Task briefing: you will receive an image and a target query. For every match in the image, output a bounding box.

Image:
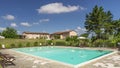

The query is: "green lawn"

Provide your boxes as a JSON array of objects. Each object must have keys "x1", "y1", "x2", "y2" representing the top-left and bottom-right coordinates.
[
  {"x1": 0, "y1": 39, "x2": 66, "y2": 48},
  {"x1": 0, "y1": 39, "x2": 46, "y2": 48},
  {"x1": 0, "y1": 58, "x2": 2, "y2": 68}
]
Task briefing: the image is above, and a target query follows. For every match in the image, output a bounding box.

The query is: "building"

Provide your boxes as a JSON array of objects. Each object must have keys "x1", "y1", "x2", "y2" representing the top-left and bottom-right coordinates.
[
  {"x1": 22, "y1": 32, "x2": 50, "y2": 39},
  {"x1": 22, "y1": 30, "x2": 77, "y2": 39},
  {"x1": 51, "y1": 30, "x2": 77, "y2": 39}
]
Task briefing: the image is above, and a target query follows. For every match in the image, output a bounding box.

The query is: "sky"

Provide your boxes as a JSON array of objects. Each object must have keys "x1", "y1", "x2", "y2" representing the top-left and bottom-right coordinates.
[{"x1": 0, "y1": 0, "x2": 120, "y2": 34}]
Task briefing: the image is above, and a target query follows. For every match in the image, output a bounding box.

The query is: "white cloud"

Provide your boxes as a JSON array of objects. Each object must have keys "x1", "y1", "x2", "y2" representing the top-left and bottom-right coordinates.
[
  {"x1": 75, "y1": 26, "x2": 86, "y2": 35},
  {"x1": 39, "y1": 19, "x2": 50, "y2": 23},
  {"x1": 65, "y1": 29, "x2": 70, "y2": 31},
  {"x1": 20, "y1": 22, "x2": 31, "y2": 27},
  {"x1": 80, "y1": 7, "x2": 87, "y2": 10},
  {"x1": 0, "y1": 27, "x2": 6, "y2": 31},
  {"x1": 33, "y1": 22, "x2": 39, "y2": 25},
  {"x1": 33, "y1": 19, "x2": 50, "y2": 25},
  {"x1": 2, "y1": 14, "x2": 15, "y2": 20},
  {"x1": 77, "y1": 26, "x2": 86, "y2": 31},
  {"x1": 11, "y1": 23, "x2": 17, "y2": 27},
  {"x1": 37, "y1": 3, "x2": 79, "y2": 14}
]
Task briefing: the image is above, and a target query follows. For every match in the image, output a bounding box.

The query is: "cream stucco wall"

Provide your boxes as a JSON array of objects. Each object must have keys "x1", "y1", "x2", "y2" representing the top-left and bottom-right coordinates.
[
  {"x1": 60, "y1": 31, "x2": 77, "y2": 39},
  {"x1": 23, "y1": 33, "x2": 50, "y2": 39},
  {"x1": 60, "y1": 33, "x2": 69, "y2": 39},
  {"x1": 69, "y1": 31, "x2": 77, "y2": 36},
  {"x1": 23, "y1": 31, "x2": 77, "y2": 39}
]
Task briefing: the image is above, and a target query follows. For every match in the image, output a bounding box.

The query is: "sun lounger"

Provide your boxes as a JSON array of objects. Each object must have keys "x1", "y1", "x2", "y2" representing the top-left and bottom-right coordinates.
[{"x1": 0, "y1": 53, "x2": 15, "y2": 66}]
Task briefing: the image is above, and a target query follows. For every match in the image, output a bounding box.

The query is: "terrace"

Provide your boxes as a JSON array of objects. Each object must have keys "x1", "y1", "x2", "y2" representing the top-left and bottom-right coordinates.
[
  {"x1": 0, "y1": 1, "x2": 120, "y2": 68},
  {"x1": 0, "y1": 47, "x2": 120, "y2": 68}
]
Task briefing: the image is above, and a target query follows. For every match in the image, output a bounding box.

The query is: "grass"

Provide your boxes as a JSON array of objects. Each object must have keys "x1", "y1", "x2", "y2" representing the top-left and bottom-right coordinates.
[
  {"x1": 0, "y1": 39, "x2": 66, "y2": 48},
  {"x1": 0, "y1": 57, "x2": 2, "y2": 68},
  {"x1": 0, "y1": 39, "x2": 46, "y2": 48}
]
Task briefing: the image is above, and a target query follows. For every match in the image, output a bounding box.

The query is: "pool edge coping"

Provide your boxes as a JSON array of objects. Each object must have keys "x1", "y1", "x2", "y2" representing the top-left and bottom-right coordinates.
[
  {"x1": 10, "y1": 47, "x2": 117, "y2": 68},
  {"x1": 74, "y1": 51, "x2": 117, "y2": 68},
  {"x1": 10, "y1": 49, "x2": 75, "y2": 67}
]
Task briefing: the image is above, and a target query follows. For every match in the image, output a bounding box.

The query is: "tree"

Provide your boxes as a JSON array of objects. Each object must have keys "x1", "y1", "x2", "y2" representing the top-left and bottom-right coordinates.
[
  {"x1": 54, "y1": 35, "x2": 60, "y2": 39},
  {"x1": 85, "y1": 5, "x2": 113, "y2": 40},
  {"x1": 80, "y1": 33, "x2": 89, "y2": 38},
  {"x1": 103, "y1": 11, "x2": 114, "y2": 39},
  {"x1": 1, "y1": 27, "x2": 18, "y2": 38},
  {"x1": 114, "y1": 19, "x2": 120, "y2": 36},
  {"x1": 66, "y1": 36, "x2": 79, "y2": 46}
]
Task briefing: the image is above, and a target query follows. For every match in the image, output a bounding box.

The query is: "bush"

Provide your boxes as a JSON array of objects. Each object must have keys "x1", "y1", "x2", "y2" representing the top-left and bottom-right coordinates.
[
  {"x1": 73, "y1": 42, "x2": 79, "y2": 47},
  {"x1": 79, "y1": 39, "x2": 90, "y2": 47},
  {"x1": 4, "y1": 44, "x2": 11, "y2": 48},
  {"x1": 26, "y1": 42, "x2": 31, "y2": 47},
  {"x1": 33, "y1": 42, "x2": 39, "y2": 46},
  {"x1": 38, "y1": 39, "x2": 47, "y2": 46},
  {"x1": 79, "y1": 40, "x2": 85, "y2": 47},
  {"x1": 93, "y1": 39, "x2": 104, "y2": 47},
  {"x1": 18, "y1": 43, "x2": 22, "y2": 48},
  {"x1": 65, "y1": 36, "x2": 79, "y2": 46},
  {"x1": 46, "y1": 40, "x2": 53, "y2": 45},
  {"x1": 103, "y1": 40, "x2": 110, "y2": 47},
  {"x1": 0, "y1": 44, "x2": 2, "y2": 49},
  {"x1": 10, "y1": 43, "x2": 16, "y2": 48},
  {"x1": 0, "y1": 65, "x2": 2, "y2": 68},
  {"x1": 110, "y1": 39, "x2": 117, "y2": 48},
  {"x1": 55, "y1": 40, "x2": 66, "y2": 46},
  {"x1": 116, "y1": 38, "x2": 120, "y2": 43}
]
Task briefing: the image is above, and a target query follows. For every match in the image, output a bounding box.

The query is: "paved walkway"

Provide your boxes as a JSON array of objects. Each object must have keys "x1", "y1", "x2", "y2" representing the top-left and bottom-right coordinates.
[
  {"x1": 0, "y1": 48, "x2": 120, "y2": 68},
  {"x1": 79, "y1": 53, "x2": 120, "y2": 68}
]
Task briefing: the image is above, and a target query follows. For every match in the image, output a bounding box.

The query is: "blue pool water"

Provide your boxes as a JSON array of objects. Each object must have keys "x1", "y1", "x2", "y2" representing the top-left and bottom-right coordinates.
[{"x1": 13, "y1": 46, "x2": 111, "y2": 65}]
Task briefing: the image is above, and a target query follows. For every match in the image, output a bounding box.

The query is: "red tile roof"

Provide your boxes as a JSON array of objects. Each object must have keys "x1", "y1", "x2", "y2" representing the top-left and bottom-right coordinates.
[
  {"x1": 23, "y1": 32, "x2": 49, "y2": 35},
  {"x1": 52, "y1": 30, "x2": 74, "y2": 35}
]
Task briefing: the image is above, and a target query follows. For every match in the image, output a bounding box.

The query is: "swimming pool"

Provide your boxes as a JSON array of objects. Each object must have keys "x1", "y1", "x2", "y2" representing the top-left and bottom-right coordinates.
[{"x1": 13, "y1": 46, "x2": 112, "y2": 65}]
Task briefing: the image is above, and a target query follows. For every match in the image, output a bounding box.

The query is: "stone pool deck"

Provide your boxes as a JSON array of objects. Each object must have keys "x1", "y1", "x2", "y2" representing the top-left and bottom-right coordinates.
[{"x1": 0, "y1": 47, "x2": 120, "y2": 68}]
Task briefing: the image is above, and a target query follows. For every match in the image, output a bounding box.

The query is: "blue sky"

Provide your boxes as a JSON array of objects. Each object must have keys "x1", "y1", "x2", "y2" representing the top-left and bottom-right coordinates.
[{"x1": 0, "y1": 0, "x2": 120, "y2": 34}]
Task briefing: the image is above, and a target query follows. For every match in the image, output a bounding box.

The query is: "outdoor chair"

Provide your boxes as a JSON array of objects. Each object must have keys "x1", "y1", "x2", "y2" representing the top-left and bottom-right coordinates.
[{"x1": 0, "y1": 52, "x2": 15, "y2": 66}]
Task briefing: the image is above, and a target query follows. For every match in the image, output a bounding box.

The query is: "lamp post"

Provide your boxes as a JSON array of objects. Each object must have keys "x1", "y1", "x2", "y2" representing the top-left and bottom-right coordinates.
[
  {"x1": 118, "y1": 42, "x2": 120, "y2": 55},
  {"x1": 118, "y1": 42, "x2": 120, "y2": 51},
  {"x1": 2, "y1": 44, "x2": 5, "y2": 49}
]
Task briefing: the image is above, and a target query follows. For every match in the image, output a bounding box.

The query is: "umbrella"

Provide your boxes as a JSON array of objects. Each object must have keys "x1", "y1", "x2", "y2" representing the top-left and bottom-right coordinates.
[{"x1": 78, "y1": 37, "x2": 86, "y2": 39}]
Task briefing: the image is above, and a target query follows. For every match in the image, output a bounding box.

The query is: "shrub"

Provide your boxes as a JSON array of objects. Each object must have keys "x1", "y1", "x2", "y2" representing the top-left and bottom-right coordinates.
[
  {"x1": 110, "y1": 39, "x2": 117, "y2": 48},
  {"x1": 34, "y1": 41, "x2": 39, "y2": 46},
  {"x1": 46, "y1": 40, "x2": 53, "y2": 45},
  {"x1": 73, "y1": 42, "x2": 79, "y2": 47},
  {"x1": 38, "y1": 39, "x2": 47, "y2": 46},
  {"x1": 103, "y1": 40, "x2": 110, "y2": 47},
  {"x1": 18, "y1": 43, "x2": 22, "y2": 48},
  {"x1": 0, "y1": 44, "x2": 2, "y2": 49},
  {"x1": 26, "y1": 42, "x2": 31, "y2": 47},
  {"x1": 93, "y1": 39, "x2": 104, "y2": 47},
  {"x1": 5, "y1": 44, "x2": 11, "y2": 48},
  {"x1": 79, "y1": 39, "x2": 90, "y2": 47},
  {"x1": 0, "y1": 65, "x2": 2, "y2": 68},
  {"x1": 65, "y1": 36, "x2": 79, "y2": 46},
  {"x1": 79, "y1": 40, "x2": 85, "y2": 47},
  {"x1": 87, "y1": 39, "x2": 92, "y2": 47},
  {"x1": 55, "y1": 40, "x2": 66, "y2": 46},
  {"x1": 116, "y1": 38, "x2": 120, "y2": 43},
  {"x1": 10, "y1": 43, "x2": 16, "y2": 48}
]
